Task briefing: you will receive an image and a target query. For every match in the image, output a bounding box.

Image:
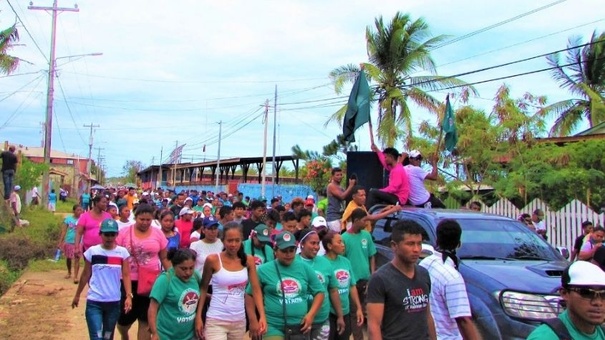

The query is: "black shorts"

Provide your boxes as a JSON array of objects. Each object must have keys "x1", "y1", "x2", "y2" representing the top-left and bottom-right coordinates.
[{"x1": 117, "y1": 280, "x2": 150, "y2": 326}]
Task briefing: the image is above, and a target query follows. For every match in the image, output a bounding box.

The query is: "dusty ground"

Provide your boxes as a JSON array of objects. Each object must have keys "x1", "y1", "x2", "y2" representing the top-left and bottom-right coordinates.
[{"x1": 0, "y1": 269, "x2": 138, "y2": 339}]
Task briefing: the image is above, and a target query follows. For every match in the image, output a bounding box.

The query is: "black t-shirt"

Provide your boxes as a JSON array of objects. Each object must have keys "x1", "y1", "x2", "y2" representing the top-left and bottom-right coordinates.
[
  {"x1": 241, "y1": 218, "x2": 261, "y2": 239},
  {"x1": 0, "y1": 151, "x2": 17, "y2": 172},
  {"x1": 366, "y1": 263, "x2": 431, "y2": 340},
  {"x1": 573, "y1": 235, "x2": 586, "y2": 252},
  {"x1": 170, "y1": 204, "x2": 183, "y2": 219},
  {"x1": 594, "y1": 247, "x2": 605, "y2": 271}
]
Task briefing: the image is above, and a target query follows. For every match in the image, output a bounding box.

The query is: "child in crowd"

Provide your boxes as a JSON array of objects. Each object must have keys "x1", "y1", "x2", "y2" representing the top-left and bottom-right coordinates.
[{"x1": 58, "y1": 204, "x2": 84, "y2": 281}]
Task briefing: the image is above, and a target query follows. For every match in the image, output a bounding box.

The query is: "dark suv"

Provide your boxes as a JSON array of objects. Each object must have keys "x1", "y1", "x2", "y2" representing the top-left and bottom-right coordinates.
[{"x1": 371, "y1": 208, "x2": 568, "y2": 340}]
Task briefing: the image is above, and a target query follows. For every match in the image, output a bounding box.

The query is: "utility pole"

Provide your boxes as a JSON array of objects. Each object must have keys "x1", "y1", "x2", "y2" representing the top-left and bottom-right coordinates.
[
  {"x1": 172, "y1": 140, "x2": 178, "y2": 190},
  {"x1": 83, "y1": 123, "x2": 99, "y2": 178},
  {"x1": 39, "y1": 122, "x2": 45, "y2": 147},
  {"x1": 261, "y1": 100, "x2": 269, "y2": 198},
  {"x1": 29, "y1": 0, "x2": 78, "y2": 207},
  {"x1": 215, "y1": 121, "x2": 222, "y2": 192},
  {"x1": 93, "y1": 146, "x2": 104, "y2": 184},
  {"x1": 271, "y1": 85, "x2": 277, "y2": 198}
]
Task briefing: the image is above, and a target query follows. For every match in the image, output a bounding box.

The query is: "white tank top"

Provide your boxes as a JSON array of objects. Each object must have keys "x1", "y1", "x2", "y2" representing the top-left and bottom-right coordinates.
[{"x1": 207, "y1": 253, "x2": 249, "y2": 322}]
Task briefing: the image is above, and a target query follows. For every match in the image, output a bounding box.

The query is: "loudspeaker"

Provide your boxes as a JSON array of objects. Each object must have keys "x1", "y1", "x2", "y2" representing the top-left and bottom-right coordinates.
[{"x1": 346, "y1": 151, "x2": 387, "y2": 191}]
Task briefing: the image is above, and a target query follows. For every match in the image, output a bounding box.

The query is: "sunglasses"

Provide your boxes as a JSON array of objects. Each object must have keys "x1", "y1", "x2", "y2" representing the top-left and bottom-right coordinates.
[
  {"x1": 569, "y1": 287, "x2": 605, "y2": 301},
  {"x1": 102, "y1": 232, "x2": 117, "y2": 237}
]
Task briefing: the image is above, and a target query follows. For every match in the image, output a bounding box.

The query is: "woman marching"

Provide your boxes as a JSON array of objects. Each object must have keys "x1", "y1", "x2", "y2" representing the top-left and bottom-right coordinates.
[
  {"x1": 58, "y1": 204, "x2": 84, "y2": 281},
  {"x1": 158, "y1": 209, "x2": 180, "y2": 252},
  {"x1": 323, "y1": 231, "x2": 363, "y2": 340},
  {"x1": 195, "y1": 222, "x2": 267, "y2": 340},
  {"x1": 116, "y1": 203, "x2": 171, "y2": 340},
  {"x1": 243, "y1": 224, "x2": 275, "y2": 266},
  {"x1": 246, "y1": 230, "x2": 325, "y2": 340},
  {"x1": 72, "y1": 219, "x2": 133, "y2": 340},
  {"x1": 148, "y1": 248, "x2": 200, "y2": 340},
  {"x1": 297, "y1": 228, "x2": 345, "y2": 340}
]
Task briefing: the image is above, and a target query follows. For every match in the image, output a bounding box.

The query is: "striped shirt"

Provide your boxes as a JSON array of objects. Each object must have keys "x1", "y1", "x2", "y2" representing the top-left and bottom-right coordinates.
[
  {"x1": 419, "y1": 252, "x2": 471, "y2": 340},
  {"x1": 84, "y1": 245, "x2": 130, "y2": 302}
]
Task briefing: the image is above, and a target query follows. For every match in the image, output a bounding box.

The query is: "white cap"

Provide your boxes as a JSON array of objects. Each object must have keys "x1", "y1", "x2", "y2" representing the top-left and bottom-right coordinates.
[
  {"x1": 203, "y1": 202, "x2": 213, "y2": 209},
  {"x1": 14, "y1": 185, "x2": 21, "y2": 191},
  {"x1": 306, "y1": 195, "x2": 314, "y2": 200},
  {"x1": 179, "y1": 207, "x2": 195, "y2": 216},
  {"x1": 184, "y1": 197, "x2": 193, "y2": 202},
  {"x1": 311, "y1": 216, "x2": 327, "y2": 228},
  {"x1": 563, "y1": 261, "x2": 605, "y2": 287},
  {"x1": 409, "y1": 150, "x2": 422, "y2": 158}
]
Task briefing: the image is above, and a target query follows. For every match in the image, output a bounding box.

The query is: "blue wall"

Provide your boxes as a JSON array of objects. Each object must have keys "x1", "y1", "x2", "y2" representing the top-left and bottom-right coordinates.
[{"x1": 171, "y1": 183, "x2": 318, "y2": 203}]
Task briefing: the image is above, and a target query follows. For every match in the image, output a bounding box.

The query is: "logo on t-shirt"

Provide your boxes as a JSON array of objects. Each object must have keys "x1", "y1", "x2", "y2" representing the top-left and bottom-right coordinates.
[
  {"x1": 315, "y1": 271, "x2": 325, "y2": 285},
  {"x1": 402, "y1": 287, "x2": 429, "y2": 312},
  {"x1": 361, "y1": 238, "x2": 368, "y2": 249},
  {"x1": 227, "y1": 281, "x2": 247, "y2": 297},
  {"x1": 178, "y1": 288, "x2": 200, "y2": 316},
  {"x1": 254, "y1": 255, "x2": 263, "y2": 266},
  {"x1": 335, "y1": 269, "x2": 350, "y2": 288},
  {"x1": 277, "y1": 277, "x2": 301, "y2": 300}
]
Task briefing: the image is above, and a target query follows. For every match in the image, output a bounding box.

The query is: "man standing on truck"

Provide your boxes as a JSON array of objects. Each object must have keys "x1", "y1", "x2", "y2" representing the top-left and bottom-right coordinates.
[
  {"x1": 326, "y1": 167, "x2": 356, "y2": 232},
  {"x1": 419, "y1": 219, "x2": 480, "y2": 340},
  {"x1": 366, "y1": 220, "x2": 436, "y2": 340},
  {"x1": 527, "y1": 261, "x2": 605, "y2": 339}
]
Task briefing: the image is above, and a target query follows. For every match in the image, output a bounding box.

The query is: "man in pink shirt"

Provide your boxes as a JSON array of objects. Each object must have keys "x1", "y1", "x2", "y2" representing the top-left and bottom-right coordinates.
[{"x1": 366, "y1": 145, "x2": 410, "y2": 209}]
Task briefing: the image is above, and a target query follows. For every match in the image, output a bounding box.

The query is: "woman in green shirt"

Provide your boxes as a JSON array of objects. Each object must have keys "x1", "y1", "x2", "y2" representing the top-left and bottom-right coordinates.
[
  {"x1": 246, "y1": 231, "x2": 325, "y2": 339},
  {"x1": 243, "y1": 224, "x2": 275, "y2": 266},
  {"x1": 297, "y1": 228, "x2": 345, "y2": 340},
  {"x1": 148, "y1": 248, "x2": 199, "y2": 340},
  {"x1": 323, "y1": 231, "x2": 364, "y2": 340}
]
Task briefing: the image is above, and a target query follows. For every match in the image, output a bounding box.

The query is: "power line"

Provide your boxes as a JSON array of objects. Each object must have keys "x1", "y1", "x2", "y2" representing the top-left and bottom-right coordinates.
[
  {"x1": 0, "y1": 75, "x2": 45, "y2": 130},
  {"x1": 56, "y1": 76, "x2": 87, "y2": 144},
  {"x1": 409, "y1": 38, "x2": 605, "y2": 89},
  {"x1": 431, "y1": 0, "x2": 567, "y2": 50},
  {"x1": 6, "y1": 0, "x2": 49, "y2": 63}
]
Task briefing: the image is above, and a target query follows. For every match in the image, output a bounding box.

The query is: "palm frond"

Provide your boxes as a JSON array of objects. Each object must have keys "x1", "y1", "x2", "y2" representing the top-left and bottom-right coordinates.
[
  {"x1": 329, "y1": 64, "x2": 361, "y2": 95},
  {"x1": 324, "y1": 104, "x2": 348, "y2": 128}
]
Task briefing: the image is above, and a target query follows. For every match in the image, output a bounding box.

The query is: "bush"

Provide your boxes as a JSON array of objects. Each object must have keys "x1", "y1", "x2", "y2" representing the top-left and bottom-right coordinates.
[{"x1": 0, "y1": 234, "x2": 51, "y2": 271}]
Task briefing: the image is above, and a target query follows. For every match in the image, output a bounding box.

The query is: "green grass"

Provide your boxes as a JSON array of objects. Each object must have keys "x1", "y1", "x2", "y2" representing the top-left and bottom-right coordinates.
[
  {"x1": 28, "y1": 258, "x2": 71, "y2": 272},
  {"x1": 0, "y1": 207, "x2": 64, "y2": 295},
  {"x1": 56, "y1": 198, "x2": 78, "y2": 213}
]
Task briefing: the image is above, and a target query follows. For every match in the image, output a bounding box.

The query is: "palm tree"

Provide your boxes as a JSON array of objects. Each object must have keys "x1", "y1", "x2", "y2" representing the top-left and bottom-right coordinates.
[
  {"x1": 0, "y1": 25, "x2": 19, "y2": 75},
  {"x1": 540, "y1": 31, "x2": 605, "y2": 136},
  {"x1": 328, "y1": 12, "x2": 475, "y2": 148}
]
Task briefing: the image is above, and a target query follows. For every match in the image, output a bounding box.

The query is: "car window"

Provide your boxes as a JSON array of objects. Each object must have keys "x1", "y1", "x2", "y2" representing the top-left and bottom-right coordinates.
[{"x1": 455, "y1": 219, "x2": 562, "y2": 261}]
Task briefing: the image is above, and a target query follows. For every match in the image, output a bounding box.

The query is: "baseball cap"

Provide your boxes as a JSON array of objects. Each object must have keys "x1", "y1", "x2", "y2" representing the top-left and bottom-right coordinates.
[
  {"x1": 311, "y1": 216, "x2": 327, "y2": 228},
  {"x1": 533, "y1": 209, "x2": 545, "y2": 218},
  {"x1": 100, "y1": 219, "x2": 119, "y2": 233},
  {"x1": 13, "y1": 185, "x2": 21, "y2": 191},
  {"x1": 304, "y1": 199, "x2": 314, "y2": 206},
  {"x1": 562, "y1": 261, "x2": 605, "y2": 288},
  {"x1": 202, "y1": 216, "x2": 219, "y2": 228},
  {"x1": 306, "y1": 195, "x2": 315, "y2": 201},
  {"x1": 184, "y1": 197, "x2": 193, "y2": 202},
  {"x1": 258, "y1": 196, "x2": 267, "y2": 202},
  {"x1": 253, "y1": 224, "x2": 271, "y2": 243},
  {"x1": 179, "y1": 207, "x2": 194, "y2": 216},
  {"x1": 108, "y1": 202, "x2": 118, "y2": 209},
  {"x1": 409, "y1": 150, "x2": 422, "y2": 158},
  {"x1": 274, "y1": 231, "x2": 297, "y2": 250}
]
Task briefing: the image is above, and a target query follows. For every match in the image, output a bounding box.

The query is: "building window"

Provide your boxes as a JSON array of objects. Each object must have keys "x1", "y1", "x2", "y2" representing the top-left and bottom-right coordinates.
[{"x1": 66, "y1": 159, "x2": 74, "y2": 165}]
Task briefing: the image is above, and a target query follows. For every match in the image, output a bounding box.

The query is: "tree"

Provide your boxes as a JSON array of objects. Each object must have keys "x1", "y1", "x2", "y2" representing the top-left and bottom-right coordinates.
[
  {"x1": 14, "y1": 158, "x2": 48, "y2": 193},
  {"x1": 0, "y1": 25, "x2": 19, "y2": 75},
  {"x1": 122, "y1": 160, "x2": 144, "y2": 185},
  {"x1": 540, "y1": 31, "x2": 605, "y2": 136},
  {"x1": 328, "y1": 12, "x2": 475, "y2": 147}
]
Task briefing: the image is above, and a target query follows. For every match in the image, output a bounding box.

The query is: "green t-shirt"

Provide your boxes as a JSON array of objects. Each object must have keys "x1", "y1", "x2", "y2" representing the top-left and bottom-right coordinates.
[
  {"x1": 527, "y1": 310, "x2": 605, "y2": 340},
  {"x1": 193, "y1": 206, "x2": 204, "y2": 212},
  {"x1": 297, "y1": 255, "x2": 339, "y2": 323},
  {"x1": 149, "y1": 268, "x2": 200, "y2": 340},
  {"x1": 341, "y1": 230, "x2": 376, "y2": 281},
  {"x1": 317, "y1": 198, "x2": 328, "y2": 213},
  {"x1": 243, "y1": 239, "x2": 275, "y2": 266},
  {"x1": 246, "y1": 258, "x2": 324, "y2": 337},
  {"x1": 326, "y1": 255, "x2": 357, "y2": 315}
]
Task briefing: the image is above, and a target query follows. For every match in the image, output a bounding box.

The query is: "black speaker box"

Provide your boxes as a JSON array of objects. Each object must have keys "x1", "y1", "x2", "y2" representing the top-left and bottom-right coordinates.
[{"x1": 346, "y1": 151, "x2": 387, "y2": 192}]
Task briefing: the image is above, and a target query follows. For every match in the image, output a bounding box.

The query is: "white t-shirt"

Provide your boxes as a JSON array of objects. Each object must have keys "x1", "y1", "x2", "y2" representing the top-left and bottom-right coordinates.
[
  {"x1": 10, "y1": 192, "x2": 21, "y2": 214},
  {"x1": 405, "y1": 165, "x2": 431, "y2": 205},
  {"x1": 84, "y1": 245, "x2": 130, "y2": 302},
  {"x1": 117, "y1": 220, "x2": 133, "y2": 231},
  {"x1": 190, "y1": 230, "x2": 201, "y2": 241},
  {"x1": 190, "y1": 239, "x2": 224, "y2": 273},
  {"x1": 533, "y1": 221, "x2": 546, "y2": 232},
  {"x1": 419, "y1": 252, "x2": 472, "y2": 340}
]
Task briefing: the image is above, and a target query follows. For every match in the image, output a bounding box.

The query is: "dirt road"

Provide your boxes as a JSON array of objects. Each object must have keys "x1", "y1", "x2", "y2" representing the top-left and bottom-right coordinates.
[{"x1": 0, "y1": 269, "x2": 137, "y2": 339}]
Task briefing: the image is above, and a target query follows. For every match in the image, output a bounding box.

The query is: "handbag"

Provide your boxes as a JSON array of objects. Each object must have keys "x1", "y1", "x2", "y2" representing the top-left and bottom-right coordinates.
[
  {"x1": 130, "y1": 226, "x2": 160, "y2": 296},
  {"x1": 274, "y1": 261, "x2": 310, "y2": 340}
]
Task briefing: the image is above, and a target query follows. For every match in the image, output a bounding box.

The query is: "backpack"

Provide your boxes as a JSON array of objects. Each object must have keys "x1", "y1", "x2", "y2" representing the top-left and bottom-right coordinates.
[{"x1": 543, "y1": 318, "x2": 605, "y2": 340}]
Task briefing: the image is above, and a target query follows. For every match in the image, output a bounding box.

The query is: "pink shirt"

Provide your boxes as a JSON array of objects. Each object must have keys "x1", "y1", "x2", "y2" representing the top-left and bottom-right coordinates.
[
  {"x1": 376, "y1": 150, "x2": 410, "y2": 204},
  {"x1": 116, "y1": 226, "x2": 168, "y2": 281},
  {"x1": 78, "y1": 211, "x2": 113, "y2": 249}
]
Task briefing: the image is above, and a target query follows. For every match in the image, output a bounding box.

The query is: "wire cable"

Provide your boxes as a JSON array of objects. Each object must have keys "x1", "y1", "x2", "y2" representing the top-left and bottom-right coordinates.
[
  {"x1": 56, "y1": 76, "x2": 87, "y2": 144},
  {"x1": 6, "y1": 0, "x2": 49, "y2": 63},
  {"x1": 0, "y1": 75, "x2": 45, "y2": 130}
]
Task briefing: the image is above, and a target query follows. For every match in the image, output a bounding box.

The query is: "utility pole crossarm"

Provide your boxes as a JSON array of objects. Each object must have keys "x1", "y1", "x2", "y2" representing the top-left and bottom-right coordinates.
[{"x1": 28, "y1": 6, "x2": 79, "y2": 12}]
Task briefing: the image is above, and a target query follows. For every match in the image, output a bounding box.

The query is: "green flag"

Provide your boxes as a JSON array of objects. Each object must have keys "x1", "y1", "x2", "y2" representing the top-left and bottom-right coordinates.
[
  {"x1": 343, "y1": 71, "x2": 371, "y2": 142},
  {"x1": 442, "y1": 95, "x2": 457, "y2": 152}
]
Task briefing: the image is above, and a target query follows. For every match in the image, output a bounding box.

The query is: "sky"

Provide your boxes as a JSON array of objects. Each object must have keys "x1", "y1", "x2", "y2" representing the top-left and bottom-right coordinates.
[{"x1": 0, "y1": 0, "x2": 604, "y2": 177}]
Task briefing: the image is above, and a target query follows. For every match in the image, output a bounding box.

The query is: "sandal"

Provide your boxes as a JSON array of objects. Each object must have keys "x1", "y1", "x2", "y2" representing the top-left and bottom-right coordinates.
[
  {"x1": 73, "y1": 279, "x2": 79, "y2": 284},
  {"x1": 64, "y1": 274, "x2": 71, "y2": 279}
]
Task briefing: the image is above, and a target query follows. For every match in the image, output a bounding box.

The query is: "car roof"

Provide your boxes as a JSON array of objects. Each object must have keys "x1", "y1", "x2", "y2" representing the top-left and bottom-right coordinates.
[{"x1": 394, "y1": 207, "x2": 515, "y2": 222}]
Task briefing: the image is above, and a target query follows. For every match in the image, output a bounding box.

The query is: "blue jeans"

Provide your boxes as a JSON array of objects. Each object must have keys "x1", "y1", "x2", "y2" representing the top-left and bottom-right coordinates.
[
  {"x1": 2, "y1": 169, "x2": 14, "y2": 200},
  {"x1": 85, "y1": 300, "x2": 121, "y2": 340}
]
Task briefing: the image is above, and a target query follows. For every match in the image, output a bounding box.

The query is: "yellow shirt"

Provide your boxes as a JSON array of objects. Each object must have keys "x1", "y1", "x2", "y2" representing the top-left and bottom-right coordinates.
[{"x1": 341, "y1": 201, "x2": 371, "y2": 231}]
